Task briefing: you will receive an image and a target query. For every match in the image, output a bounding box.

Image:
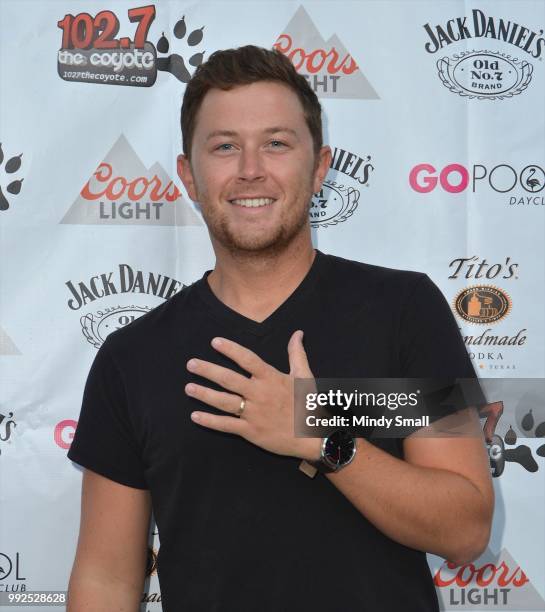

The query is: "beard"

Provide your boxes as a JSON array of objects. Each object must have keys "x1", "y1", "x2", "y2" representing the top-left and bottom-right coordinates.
[{"x1": 197, "y1": 186, "x2": 313, "y2": 259}]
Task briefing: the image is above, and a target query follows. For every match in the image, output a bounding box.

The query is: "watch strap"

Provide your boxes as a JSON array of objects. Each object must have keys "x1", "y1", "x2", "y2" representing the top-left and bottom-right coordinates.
[
  {"x1": 307, "y1": 455, "x2": 338, "y2": 474},
  {"x1": 299, "y1": 430, "x2": 357, "y2": 478}
]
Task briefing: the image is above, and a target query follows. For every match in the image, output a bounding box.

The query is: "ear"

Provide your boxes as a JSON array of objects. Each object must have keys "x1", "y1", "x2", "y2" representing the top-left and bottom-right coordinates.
[
  {"x1": 312, "y1": 145, "x2": 332, "y2": 194},
  {"x1": 177, "y1": 154, "x2": 198, "y2": 201}
]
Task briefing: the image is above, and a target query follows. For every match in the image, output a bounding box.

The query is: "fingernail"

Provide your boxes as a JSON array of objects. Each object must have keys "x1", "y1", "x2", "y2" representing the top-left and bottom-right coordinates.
[
  {"x1": 191, "y1": 412, "x2": 201, "y2": 422},
  {"x1": 211, "y1": 337, "x2": 222, "y2": 348}
]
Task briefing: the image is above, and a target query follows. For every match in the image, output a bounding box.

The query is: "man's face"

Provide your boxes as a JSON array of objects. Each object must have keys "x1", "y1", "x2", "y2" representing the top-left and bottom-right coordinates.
[{"x1": 177, "y1": 80, "x2": 331, "y2": 256}]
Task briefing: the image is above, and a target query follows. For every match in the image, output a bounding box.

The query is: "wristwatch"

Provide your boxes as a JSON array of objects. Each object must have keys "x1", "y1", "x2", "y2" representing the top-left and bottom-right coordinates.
[{"x1": 300, "y1": 429, "x2": 357, "y2": 478}]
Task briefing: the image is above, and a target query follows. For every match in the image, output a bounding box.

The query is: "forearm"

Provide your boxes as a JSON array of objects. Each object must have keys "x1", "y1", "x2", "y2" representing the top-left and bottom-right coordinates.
[
  {"x1": 326, "y1": 437, "x2": 491, "y2": 564},
  {"x1": 67, "y1": 566, "x2": 143, "y2": 611}
]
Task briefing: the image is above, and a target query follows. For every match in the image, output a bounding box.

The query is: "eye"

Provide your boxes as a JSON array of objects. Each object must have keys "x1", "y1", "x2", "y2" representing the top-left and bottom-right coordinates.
[
  {"x1": 215, "y1": 143, "x2": 234, "y2": 151},
  {"x1": 268, "y1": 140, "x2": 286, "y2": 148}
]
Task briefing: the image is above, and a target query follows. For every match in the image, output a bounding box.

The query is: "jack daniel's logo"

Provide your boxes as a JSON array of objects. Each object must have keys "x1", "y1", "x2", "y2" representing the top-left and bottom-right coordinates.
[
  {"x1": 422, "y1": 9, "x2": 543, "y2": 99},
  {"x1": 311, "y1": 147, "x2": 374, "y2": 228},
  {"x1": 65, "y1": 264, "x2": 187, "y2": 348}
]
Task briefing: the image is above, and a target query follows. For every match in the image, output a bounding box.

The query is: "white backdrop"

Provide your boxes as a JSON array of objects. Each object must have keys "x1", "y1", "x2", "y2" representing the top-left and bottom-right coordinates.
[{"x1": 1, "y1": 1, "x2": 544, "y2": 610}]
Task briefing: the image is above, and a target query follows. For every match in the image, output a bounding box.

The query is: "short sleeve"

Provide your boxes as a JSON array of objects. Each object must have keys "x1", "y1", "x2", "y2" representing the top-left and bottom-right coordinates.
[
  {"x1": 67, "y1": 337, "x2": 148, "y2": 489},
  {"x1": 393, "y1": 274, "x2": 486, "y2": 443},
  {"x1": 399, "y1": 274, "x2": 478, "y2": 379}
]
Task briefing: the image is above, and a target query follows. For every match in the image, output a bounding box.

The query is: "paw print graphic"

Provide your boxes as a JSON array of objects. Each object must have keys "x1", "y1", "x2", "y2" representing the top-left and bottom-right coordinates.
[
  {"x1": 482, "y1": 401, "x2": 545, "y2": 477},
  {"x1": 156, "y1": 16, "x2": 205, "y2": 83},
  {"x1": 503, "y1": 409, "x2": 545, "y2": 473},
  {"x1": 0, "y1": 143, "x2": 24, "y2": 211}
]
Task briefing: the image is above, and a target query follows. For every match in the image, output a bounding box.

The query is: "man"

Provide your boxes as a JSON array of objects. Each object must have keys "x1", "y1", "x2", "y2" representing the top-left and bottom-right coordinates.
[{"x1": 67, "y1": 45, "x2": 494, "y2": 611}]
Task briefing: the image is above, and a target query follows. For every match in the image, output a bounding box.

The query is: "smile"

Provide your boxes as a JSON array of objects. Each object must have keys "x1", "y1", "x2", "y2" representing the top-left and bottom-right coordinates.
[{"x1": 229, "y1": 197, "x2": 276, "y2": 208}]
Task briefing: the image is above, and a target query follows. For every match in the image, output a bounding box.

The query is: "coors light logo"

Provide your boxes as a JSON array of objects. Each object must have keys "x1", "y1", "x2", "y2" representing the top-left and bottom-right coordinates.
[
  {"x1": 434, "y1": 547, "x2": 545, "y2": 610},
  {"x1": 61, "y1": 135, "x2": 202, "y2": 226},
  {"x1": 423, "y1": 9, "x2": 543, "y2": 99},
  {"x1": 274, "y1": 5, "x2": 379, "y2": 99}
]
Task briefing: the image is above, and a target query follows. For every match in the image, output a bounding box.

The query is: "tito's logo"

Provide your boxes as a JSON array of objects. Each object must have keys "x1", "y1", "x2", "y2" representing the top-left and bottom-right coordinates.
[{"x1": 453, "y1": 286, "x2": 511, "y2": 325}]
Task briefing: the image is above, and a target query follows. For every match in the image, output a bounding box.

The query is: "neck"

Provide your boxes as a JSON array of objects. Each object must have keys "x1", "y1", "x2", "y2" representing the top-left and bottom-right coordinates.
[{"x1": 207, "y1": 236, "x2": 316, "y2": 323}]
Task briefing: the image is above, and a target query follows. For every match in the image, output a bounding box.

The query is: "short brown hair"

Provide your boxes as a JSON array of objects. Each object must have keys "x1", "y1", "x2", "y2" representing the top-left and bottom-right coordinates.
[{"x1": 180, "y1": 45, "x2": 323, "y2": 160}]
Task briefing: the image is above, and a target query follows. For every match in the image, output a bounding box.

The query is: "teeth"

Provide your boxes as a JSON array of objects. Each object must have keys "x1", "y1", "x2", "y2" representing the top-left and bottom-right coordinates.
[{"x1": 231, "y1": 198, "x2": 275, "y2": 208}]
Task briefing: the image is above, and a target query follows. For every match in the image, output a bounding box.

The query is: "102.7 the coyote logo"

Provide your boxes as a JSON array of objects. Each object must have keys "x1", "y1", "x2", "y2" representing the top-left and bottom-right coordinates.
[{"x1": 57, "y1": 5, "x2": 205, "y2": 87}]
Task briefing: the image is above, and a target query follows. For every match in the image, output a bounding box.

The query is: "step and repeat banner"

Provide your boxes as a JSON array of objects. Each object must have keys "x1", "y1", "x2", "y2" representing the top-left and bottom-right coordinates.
[{"x1": 1, "y1": 1, "x2": 544, "y2": 610}]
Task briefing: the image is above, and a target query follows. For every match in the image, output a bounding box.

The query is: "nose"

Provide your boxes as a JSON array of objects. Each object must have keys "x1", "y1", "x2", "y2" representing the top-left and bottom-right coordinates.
[{"x1": 237, "y1": 148, "x2": 265, "y2": 182}]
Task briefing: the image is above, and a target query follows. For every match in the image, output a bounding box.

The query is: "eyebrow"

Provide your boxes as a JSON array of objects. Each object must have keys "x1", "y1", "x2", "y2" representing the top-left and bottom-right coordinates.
[{"x1": 205, "y1": 127, "x2": 299, "y2": 141}]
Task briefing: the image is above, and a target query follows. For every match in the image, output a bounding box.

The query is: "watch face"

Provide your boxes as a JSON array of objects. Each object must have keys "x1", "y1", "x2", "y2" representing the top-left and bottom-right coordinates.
[{"x1": 324, "y1": 430, "x2": 356, "y2": 467}]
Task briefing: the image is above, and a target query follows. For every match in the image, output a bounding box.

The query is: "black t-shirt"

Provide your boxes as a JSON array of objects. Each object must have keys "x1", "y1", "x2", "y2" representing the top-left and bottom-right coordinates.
[{"x1": 67, "y1": 249, "x2": 478, "y2": 612}]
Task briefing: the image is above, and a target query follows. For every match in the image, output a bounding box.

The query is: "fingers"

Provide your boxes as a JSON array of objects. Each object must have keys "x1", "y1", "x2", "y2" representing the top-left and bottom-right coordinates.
[
  {"x1": 185, "y1": 382, "x2": 244, "y2": 416},
  {"x1": 210, "y1": 337, "x2": 270, "y2": 378},
  {"x1": 190, "y1": 410, "x2": 250, "y2": 436},
  {"x1": 288, "y1": 329, "x2": 313, "y2": 378},
  {"x1": 186, "y1": 357, "x2": 251, "y2": 396}
]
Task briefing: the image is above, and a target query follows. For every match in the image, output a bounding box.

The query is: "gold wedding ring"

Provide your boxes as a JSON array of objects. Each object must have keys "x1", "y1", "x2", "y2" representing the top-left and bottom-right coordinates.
[{"x1": 237, "y1": 397, "x2": 246, "y2": 417}]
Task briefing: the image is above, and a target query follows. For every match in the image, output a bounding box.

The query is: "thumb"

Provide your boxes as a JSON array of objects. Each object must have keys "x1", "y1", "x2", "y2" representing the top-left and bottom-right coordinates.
[{"x1": 288, "y1": 330, "x2": 313, "y2": 378}]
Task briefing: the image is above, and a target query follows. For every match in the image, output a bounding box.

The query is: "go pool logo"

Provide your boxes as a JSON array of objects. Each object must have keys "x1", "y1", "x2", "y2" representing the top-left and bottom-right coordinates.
[{"x1": 409, "y1": 163, "x2": 545, "y2": 206}]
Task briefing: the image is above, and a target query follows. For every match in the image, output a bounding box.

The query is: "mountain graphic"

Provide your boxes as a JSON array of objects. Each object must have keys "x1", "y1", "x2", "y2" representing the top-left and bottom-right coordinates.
[
  {"x1": 275, "y1": 5, "x2": 379, "y2": 99},
  {"x1": 435, "y1": 547, "x2": 545, "y2": 610},
  {"x1": 60, "y1": 135, "x2": 202, "y2": 226},
  {"x1": 0, "y1": 325, "x2": 20, "y2": 355}
]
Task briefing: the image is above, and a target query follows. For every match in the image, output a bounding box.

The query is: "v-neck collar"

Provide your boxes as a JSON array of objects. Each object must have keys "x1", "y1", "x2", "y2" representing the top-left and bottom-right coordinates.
[{"x1": 194, "y1": 249, "x2": 326, "y2": 337}]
